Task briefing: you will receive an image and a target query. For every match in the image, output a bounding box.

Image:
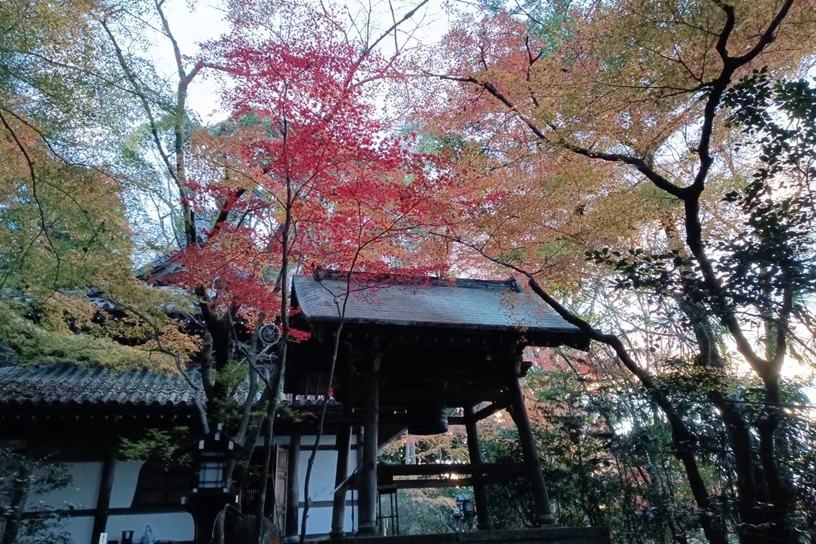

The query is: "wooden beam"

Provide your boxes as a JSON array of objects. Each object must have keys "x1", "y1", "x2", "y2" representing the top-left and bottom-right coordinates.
[
  {"x1": 285, "y1": 432, "x2": 301, "y2": 538},
  {"x1": 509, "y1": 372, "x2": 555, "y2": 526},
  {"x1": 375, "y1": 388, "x2": 507, "y2": 405},
  {"x1": 358, "y1": 367, "x2": 380, "y2": 535},
  {"x1": 465, "y1": 404, "x2": 491, "y2": 530},
  {"x1": 91, "y1": 442, "x2": 116, "y2": 544},
  {"x1": 448, "y1": 402, "x2": 507, "y2": 425},
  {"x1": 386, "y1": 472, "x2": 521, "y2": 490},
  {"x1": 473, "y1": 401, "x2": 508, "y2": 421},
  {"x1": 378, "y1": 462, "x2": 525, "y2": 477},
  {"x1": 389, "y1": 478, "x2": 477, "y2": 489},
  {"x1": 332, "y1": 426, "x2": 365, "y2": 496}
]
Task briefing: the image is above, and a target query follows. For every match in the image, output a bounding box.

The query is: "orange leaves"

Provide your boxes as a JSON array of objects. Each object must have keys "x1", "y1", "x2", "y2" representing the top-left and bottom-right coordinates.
[
  {"x1": 0, "y1": 107, "x2": 133, "y2": 294},
  {"x1": 163, "y1": 0, "x2": 449, "y2": 320},
  {"x1": 404, "y1": 0, "x2": 816, "y2": 288},
  {"x1": 427, "y1": 0, "x2": 816, "y2": 154},
  {"x1": 170, "y1": 224, "x2": 281, "y2": 316}
]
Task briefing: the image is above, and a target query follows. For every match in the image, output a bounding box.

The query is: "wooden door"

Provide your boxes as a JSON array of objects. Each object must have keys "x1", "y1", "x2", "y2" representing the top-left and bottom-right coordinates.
[{"x1": 273, "y1": 446, "x2": 288, "y2": 531}]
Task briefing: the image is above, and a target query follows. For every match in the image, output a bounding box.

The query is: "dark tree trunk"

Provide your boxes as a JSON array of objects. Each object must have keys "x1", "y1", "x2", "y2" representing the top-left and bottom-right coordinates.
[{"x1": 1, "y1": 462, "x2": 29, "y2": 544}]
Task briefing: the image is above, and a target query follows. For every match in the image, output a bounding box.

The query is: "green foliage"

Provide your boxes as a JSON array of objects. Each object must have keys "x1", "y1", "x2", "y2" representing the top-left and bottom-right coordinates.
[
  {"x1": 475, "y1": 359, "x2": 816, "y2": 543},
  {"x1": 0, "y1": 0, "x2": 192, "y2": 375},
  {"x1": 217, "y1": 360, "x2": 251, "y2": 397},
  {"x1": 0, "y1": 130, "x2": 135, "y2": 296},
  {"x1": 0, "y1": 296, "x2": 197, "y2": 371},
  {"x1": 719, "y1": 73, "x2": 816, "y2": 311},
  {"x1": 119, "y1": 427, "x2": 192, "y2": 466},
  {"x1": 479, "y1": 366, "x2": 729, "y2": 542},
  {"x1": 0, "y1": 449, "x2": 72, "y2": 544},
  {"x1": 13, "y1": 510, "x2": 72, "y2": 544},
  {"x1": 585, "y1": 247, "x2": 696, "y2": 297},
  {"x1": 394, "y1": 489, "x2": 457, "y2": 535},
  {"x1": 484, "y1": 368, "x2": 627, "y2": 532},
  {"x1": 0, "y1": 449, "x2": 71, "y2": 496}
]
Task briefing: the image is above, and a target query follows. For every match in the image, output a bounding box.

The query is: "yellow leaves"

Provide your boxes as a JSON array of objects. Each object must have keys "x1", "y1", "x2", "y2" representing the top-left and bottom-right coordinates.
[
  {"x1": 443, "y1": 0, "x2": 816, "y2": 155},
  {"x1": 0, "y1": 298, "x2": 194, "y2": 372},
  {"x1": 411, "y1": 0, "x2": 816, "y2": 290},
  {"x1": 3, "y1": 0, "x2": 97, "y2": 52},
  {"x1": 0, "y1": 0, "x2": 205, "y2": 374},
  {"x1": 142, "y1": 324, "x2": 202, "y2": 369},
  {"x1": 0, "y1": 107, "x2": 133, "y2": 294},
  {"x1": 37, "y1": 292, "x2": 99, "y2": 333}
]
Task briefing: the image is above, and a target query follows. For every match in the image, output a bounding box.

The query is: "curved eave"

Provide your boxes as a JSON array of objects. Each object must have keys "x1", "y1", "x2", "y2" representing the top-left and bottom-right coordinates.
[{"x1": 302, "y1": 315, "x2": 590, "y2": 350}]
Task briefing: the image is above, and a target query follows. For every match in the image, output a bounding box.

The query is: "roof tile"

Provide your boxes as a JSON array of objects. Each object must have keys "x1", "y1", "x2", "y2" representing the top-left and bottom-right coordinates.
[
  {"x1": 0, "y1": 363, "x2": 204, "y2": 410},
  {"x1": 292, "y1": 273, "x2": 584, "y2": 341}
]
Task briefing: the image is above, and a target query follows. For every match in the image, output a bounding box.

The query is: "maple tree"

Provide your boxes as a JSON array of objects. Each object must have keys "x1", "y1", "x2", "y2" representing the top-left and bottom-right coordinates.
[
  {"x1": 0, "y1": 8, "x2": 207, "y2": 540},
  {"x1": 191, "y1": 1, "x2": 441, "y2": 538},
  {"x1": 84, "y1": 0, "x2": 441, "y2": 538},
  {"x1": 7, "y1": 0, "x2": 458, "y2": 541},
  {"x1": 0, "y1": 0, "x2": 445, "y2": 539},
  {"x1": 1, "y1": 0, "x2": 120, "y2": 293},
  {"x1": 409, "y1": 0, "x2": 816, "y2": 542}
]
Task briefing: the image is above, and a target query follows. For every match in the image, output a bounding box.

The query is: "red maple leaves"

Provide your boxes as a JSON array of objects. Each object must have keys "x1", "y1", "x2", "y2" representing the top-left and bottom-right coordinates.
[{"x1": 166, "y1": 0, "x2": 446, "y2": 322}]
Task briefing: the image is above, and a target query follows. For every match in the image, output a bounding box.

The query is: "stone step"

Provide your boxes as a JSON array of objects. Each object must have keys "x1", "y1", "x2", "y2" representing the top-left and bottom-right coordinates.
[{"x1": 330, "y1": 526, "x2": 610, "y2": 544}]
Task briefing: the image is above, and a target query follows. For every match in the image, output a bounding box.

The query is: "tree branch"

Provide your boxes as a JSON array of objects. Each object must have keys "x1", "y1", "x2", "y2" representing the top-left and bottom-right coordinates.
[{"x1": 0, "y1": 110, "x2": 61, "y2": 289}]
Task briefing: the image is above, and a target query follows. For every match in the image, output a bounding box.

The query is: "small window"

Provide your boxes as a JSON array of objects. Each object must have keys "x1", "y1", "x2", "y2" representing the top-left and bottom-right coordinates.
[{"x1": 197, "y1": 461, "x2": 225, "y2": 489}]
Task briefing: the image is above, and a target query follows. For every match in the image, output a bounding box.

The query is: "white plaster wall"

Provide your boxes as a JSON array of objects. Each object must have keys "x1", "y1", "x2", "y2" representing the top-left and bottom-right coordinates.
[
  {"x1": 293, "y1": 435, "x2": 360, "y2": 535},
  {"x1": 105, "y1": 512, "x2": 195, "y2": 542},
  {"x1": 273, "y1": 434, "x2": 338, "y2": 447},
  {"x1": 23, "y1": 436, "x2": 359, "y2": 539},
  {"x1": 296, "y1": 448, "x2": 337, "y2": 502},
  {"x1": 271, "y1": 433, "x2": 359, "y2": 449},
  {"x1": 63, "y1": 515, "x2": 94, "y2": 544},
  {"x1": 26, "y1": 462, "x2": 101, "y2": 512},
  {"x1": 109, "y1": 461, "x2": 144, "y2": 509},
  {"x1": 292, "y1": 501, "x2": 357, "y2": 538},
  {"x1": 297, "y1": 505, "x2": 333, "y2": 536},
  {"x1": 269, "y1": 433, "x2": 363, "y2": 535}
]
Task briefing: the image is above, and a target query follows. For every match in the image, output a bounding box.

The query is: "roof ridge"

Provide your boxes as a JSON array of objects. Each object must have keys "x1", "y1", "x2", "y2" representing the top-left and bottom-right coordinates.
[{"x1": 309, "y1": 269, "x2": 519, "y2": 290}]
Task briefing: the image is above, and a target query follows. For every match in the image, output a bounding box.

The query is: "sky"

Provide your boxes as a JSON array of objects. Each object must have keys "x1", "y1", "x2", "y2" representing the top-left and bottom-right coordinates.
[
  {"x1": 147, "y1": 1, "x2": 230, "y2": 124},
  {"x1": 146, "y1": 0, "x2": 451, "y2": 125}
]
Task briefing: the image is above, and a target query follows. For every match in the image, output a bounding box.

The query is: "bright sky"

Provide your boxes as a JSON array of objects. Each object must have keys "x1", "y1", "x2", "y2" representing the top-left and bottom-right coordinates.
[
  {"x1": 147, "y1": 1, "x2": 230, "y2": 124},
  {"x1": 147, "y1": 0, "x2": 450, "y2": 124}
]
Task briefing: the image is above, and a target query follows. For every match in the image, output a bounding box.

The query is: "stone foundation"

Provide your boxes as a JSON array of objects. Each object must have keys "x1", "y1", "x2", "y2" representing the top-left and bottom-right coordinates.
[{"x1": 331, "y1": 526, "x2": 610, "y2": 544}]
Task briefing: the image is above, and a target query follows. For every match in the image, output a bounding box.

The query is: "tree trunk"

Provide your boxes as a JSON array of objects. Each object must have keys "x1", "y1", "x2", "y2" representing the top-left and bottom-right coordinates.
[
  {"x1": 755, "y1": 376, "x2": 798, "y2": 543},
  {"x1": 1, "y1": 462, "x2": 29, "y2": 544}
]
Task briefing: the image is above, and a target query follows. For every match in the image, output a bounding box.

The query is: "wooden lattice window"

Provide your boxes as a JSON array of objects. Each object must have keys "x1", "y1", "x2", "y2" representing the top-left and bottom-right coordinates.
[{"x1": 132, "y1": 462, "x2": 193, "y2": 507}]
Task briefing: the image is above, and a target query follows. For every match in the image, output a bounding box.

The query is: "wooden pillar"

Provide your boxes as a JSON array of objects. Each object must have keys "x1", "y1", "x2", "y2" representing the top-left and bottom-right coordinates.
[
  {"x1": 285, "y1": 432, "x2": 301, "y2": 539},
  {"x1": 464, "y1": 404, "x2": 491, "y2": 530},
  {"x1": 91, "y1": 441, "x2": 117, "y2": 544},
  {"x1": 358, "y1": 367, "x2": 380, "y2": 535},
  {"x1": 331, "y1": 425, "x2": 352, "y2": 538},
  {"x1": 508, "y1": 373, "x2": 556, "y2": 526}
]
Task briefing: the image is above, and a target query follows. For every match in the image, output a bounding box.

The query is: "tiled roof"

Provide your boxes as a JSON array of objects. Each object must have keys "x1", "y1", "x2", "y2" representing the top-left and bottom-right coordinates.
[
  {"x1": 0, "y1": 362, "x2": 204, "y2": 409},
  {"x1": 292, "y1": 272, "x2": 586, "y2": 344},
  {"x1": 0, "y1": 363, "x2": 337, "y2": 412}
]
